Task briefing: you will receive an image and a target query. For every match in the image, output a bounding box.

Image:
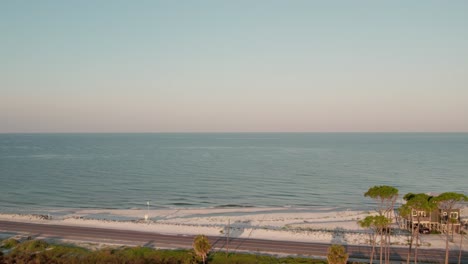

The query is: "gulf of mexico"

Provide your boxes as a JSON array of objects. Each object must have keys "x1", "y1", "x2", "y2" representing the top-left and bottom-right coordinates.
[{"x1": 0, "y1": 133, "x2": 467, "y2": 214}]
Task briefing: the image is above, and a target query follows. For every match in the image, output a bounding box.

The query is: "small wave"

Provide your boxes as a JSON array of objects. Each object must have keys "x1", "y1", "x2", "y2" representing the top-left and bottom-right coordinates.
[
  {"x1": 171, "y1": 202, "x2": 196, "y2": 206},
  {"x1": 214, "y1": 204, "x2": 255, "y2": 208},
  {"x1": 295, "y1": 173, "x2": 314, "y2": 177},
  {"x1": 271, "y1": 193, "x2": 297, "y2": 198}
]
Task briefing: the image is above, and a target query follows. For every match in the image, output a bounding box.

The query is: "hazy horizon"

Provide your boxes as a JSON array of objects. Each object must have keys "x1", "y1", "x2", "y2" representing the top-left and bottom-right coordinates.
[
  {"x1": 1, "y1": 131, "x2": 468, "y2": 135},
  {"x1": 2, "y1": 1, "x2": 468, "y2": 133}
]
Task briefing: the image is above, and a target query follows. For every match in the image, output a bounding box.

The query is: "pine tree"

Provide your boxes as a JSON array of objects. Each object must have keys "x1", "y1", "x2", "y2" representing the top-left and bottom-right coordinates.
[
  {"x1": 364, "y1": 185, "x2": 398, "y2": 264},
  {"x1": 433, "y1": 192, "x2": 468, "y2": 264}
]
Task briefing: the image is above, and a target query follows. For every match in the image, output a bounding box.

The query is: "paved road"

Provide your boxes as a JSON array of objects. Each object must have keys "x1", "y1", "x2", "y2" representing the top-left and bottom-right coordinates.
[{"x1": 1, "y1": 220, "x2": 467, "y2": 263}]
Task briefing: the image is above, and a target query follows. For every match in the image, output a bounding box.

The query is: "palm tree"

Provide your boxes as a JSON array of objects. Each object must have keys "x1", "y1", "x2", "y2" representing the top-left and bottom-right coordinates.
[
  {"x1": 327, "y1": 244, "x2": 349, "y2": 264},
  {"x1": 193, "y1": 234, "x2": 211, "y2": 264}
]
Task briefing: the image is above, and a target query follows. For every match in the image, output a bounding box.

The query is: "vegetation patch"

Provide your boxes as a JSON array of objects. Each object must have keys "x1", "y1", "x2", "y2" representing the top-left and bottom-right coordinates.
[
  {"x1": 0, "y1": 238, "x2": 331, "y2": 264},
  {"x1": 14, "y1": 239, "x2": 49, "y2": 252},
  {"x1": 209, "y1": 252, "x2": 326, "y2": 264},
  {"x1": 0, "y1": 238, "x2": 19, "y2": 249}
]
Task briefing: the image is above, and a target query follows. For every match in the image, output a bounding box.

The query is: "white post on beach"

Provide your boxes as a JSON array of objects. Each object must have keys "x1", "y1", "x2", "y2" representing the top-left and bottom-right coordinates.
[{"x1": 145, "y1": 201, "x2": 150, "y2": 222}]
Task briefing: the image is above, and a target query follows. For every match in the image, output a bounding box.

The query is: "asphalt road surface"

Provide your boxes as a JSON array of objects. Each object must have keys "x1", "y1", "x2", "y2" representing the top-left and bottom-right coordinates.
[{"x1": 1, "y1": 220, "x2": 467, "y2": 263}]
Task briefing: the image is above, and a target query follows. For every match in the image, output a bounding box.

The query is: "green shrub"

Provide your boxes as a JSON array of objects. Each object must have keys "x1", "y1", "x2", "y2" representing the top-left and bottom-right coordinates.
[
  {"x1": 209, "y1": 252, "x2": 326, "y2": 264},
  {"x1": 327, "y1": 244, "x2": 348, "y2": 264},
  {"x1": 14, "y1": 239, "x2": 49, "y2": 252},
  {"x1": 42, "y1": 244, "x2": 89, "y2": 260},
  {"x1": 1, "y1": 238, "x2": 20, "y2": 249},
  {"x1": 119, "y1": 246, "x2": 153, "y2": 258},
  {"x1": 151, "y1": 249, "x2": 195, "y2": 264}
]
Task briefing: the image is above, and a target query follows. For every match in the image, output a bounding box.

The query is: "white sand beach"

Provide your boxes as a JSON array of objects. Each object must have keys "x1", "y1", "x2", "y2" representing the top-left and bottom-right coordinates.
[{"x1": 1, "y1": 207, "x2": 466, "y2": 251}]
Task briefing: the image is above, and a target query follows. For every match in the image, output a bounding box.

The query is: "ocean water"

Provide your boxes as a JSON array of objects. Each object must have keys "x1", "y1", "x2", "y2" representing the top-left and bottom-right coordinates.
[{"x1": 0, "y1": 133, "x2": 467, "y2": 214}]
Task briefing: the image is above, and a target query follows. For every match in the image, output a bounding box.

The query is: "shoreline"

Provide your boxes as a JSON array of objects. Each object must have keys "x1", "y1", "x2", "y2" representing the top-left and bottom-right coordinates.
[{"x1": 1, "y1": 207, "x2": 465, "y2": 251}]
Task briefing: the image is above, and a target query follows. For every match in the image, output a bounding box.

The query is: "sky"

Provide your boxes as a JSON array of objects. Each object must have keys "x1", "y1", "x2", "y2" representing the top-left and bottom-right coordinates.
[{"x1": 1, "y1": 1, "x2": 467, "y2": 133}]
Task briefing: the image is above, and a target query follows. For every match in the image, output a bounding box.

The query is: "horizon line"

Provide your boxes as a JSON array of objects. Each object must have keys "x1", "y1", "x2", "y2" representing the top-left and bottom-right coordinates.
[{"x1": 1, "y1": 131, "x2": 468, "y2": 134}]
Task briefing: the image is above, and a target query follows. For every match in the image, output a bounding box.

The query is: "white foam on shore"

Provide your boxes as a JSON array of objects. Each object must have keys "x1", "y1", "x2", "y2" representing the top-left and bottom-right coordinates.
[{"x1": 1, "y1": 207, "x2": 465, "y2": 250}]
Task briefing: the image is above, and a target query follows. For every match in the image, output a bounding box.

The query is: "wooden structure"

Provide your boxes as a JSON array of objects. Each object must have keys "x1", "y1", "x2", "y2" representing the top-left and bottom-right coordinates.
[{"x1": 399, "y1": 208, "x2": 462, "y2": 234}]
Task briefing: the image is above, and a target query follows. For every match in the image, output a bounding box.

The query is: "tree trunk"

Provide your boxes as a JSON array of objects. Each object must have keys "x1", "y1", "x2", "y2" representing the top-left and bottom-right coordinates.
[
  {"x1": 370, "y1": 233, "x2": 376, "y2": 264},
  {"x1": 407, "y1": 229, "x2": 414, "y2": 264},
  {"x1": 386, "y1": 207, "x2": 394, "y2": 264},
  {"x1": 452, "y1": 221, "x2": 455, "y2": 241},
  {"x1": 386, "y1": 230, "x2": 390, "y2": 264},
  {"x1": 386, "y1": 232, "x2": 390, "y2": 264},
  {"x1": 459, "y1": 231, "x2": 464, "y2": 264},
  {"x1": 414, "y1": 213, "x2": 421, "y2": 264},
  {"x1": 415, "y1": 226, "x2": 419, "y2": 264},
  {"x1": 445, "y1": 221, "x2": 450, "y2": 264},
  {"x1": 380, "y1": 228, "x2": 384, "y2": 264}
]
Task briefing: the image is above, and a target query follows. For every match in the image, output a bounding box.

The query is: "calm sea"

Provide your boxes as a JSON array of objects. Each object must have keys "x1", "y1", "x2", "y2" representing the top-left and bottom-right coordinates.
[{"x1": 0, "y1": 133, "x2": 467, "y2": 214}]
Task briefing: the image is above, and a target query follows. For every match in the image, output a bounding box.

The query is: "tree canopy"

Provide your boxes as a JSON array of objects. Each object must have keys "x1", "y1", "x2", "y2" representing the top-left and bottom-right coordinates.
[
  {"x1": 402, "y1": 193, "x2": 436, "y2": 213},
  {"x1": 358, "y1": 215, "x2": 391, "y2": 230},
  {"x1": 433, "y1": 192, "x2": 468, "y2": 209},
  {"x1": 364, "y1": 185, "x2": 399, "y2": 200}
]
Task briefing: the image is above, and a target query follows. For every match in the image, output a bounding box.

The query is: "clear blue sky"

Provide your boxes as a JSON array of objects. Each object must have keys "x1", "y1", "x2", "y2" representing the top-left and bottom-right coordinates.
[{"x1": 1, "y1": 1, "x2": 467, "y2": 132}]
